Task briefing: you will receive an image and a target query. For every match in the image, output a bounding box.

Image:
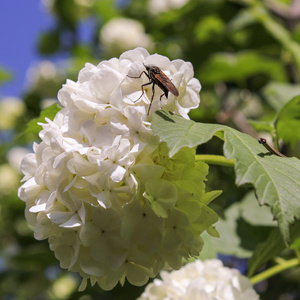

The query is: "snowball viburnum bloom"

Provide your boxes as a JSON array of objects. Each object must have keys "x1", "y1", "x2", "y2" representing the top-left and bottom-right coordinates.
[
  {"x1": 18, "y1": 47, "x2": 219, "y2": 290},
  {"x1": 100, "y1": 18, "x2": 152, "y2": 55},
  {"x1": 138, "y1": 259, "x2": 260, "y2": 300},
  {"x1": 0, "y1": 97, "x2": 25, "y2": 130},
  {"x1": 149, "y1": 0, "x2": 189, "y2": 14}
]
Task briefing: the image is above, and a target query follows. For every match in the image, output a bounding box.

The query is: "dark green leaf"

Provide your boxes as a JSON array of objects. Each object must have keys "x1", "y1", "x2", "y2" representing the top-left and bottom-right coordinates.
[
  {"x1": 38, "y1": 30, "x2": 60, "y2": 55},
  {"x1": 248, "y1": 219, "x2": 300, "y2": 276}
]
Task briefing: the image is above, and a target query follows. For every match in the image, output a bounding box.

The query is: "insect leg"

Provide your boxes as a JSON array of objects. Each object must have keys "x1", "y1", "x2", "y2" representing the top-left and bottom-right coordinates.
[
  {"x1": 147, "y1": 83, "x2": 156, "y2": 114},
  {"x1": 159, "y1": 91, "x2": 168, "y2": 101},
  {"x1": 134, "y1": 80, "x2": 153, "y2": 103},
  {"x1": 127, "y1": 71, "x2": 150, "y2": 79},
  {"x1": 127, "y1": 71, "x2": 145, "y2": 79}
]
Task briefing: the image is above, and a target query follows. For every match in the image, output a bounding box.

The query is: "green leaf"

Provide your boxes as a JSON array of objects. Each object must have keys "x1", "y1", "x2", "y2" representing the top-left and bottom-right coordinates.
[
  {"x1": 239, "y1": 191, "x2": 277, "y2": 227},
  {"x1": 200, "y1": 51, "x2": 287, "y2": 84},
  {"x1": 152, "y1": 111, "x2": 300, "y2": 244},
  {"x1": 200, "y1": 190, "x2": 223, "y2": 205},
  {"x1": 202, "y1": 191, "x2": 276, "y2": 259},
  {"x1": 275, "y1": 96, "x2": 300, "y2": 147},
  {"x1": 194, "y1": 15, "x2": 225, "y2": 43},
  {"x1": 227, "y1": 8, "x2": 256, "y2": 32},
  {"x1": 210, "y1": 201, "x2": 253, "y2": 258},
  {"x1": 198, "y1": 231, "x2": 218, "y2": 260},
  {"x1": 0, "y1": 67, "x2": 12, "y2": 83},
  {"x1": 249, "y1": 5, "x2": 300, "y2": 70},
  {"x1": 290, "y1": 237, "x2": 300, "y2": 250},
  {"x1": 262, "y1": 82, "x2": 300, "y2": 111},
  {"x1": 248, "y1": 219, "x2": 300, "y2": 277},
  {"x1": 24, "y1": 103, "x2": 61, "y2": 136},
  {"x1": 38, "y1": 30, "x2": 60, "y2": 55},
  {"x1": 248, "y1": 120, "x2": 275, "y2": 134},
  {"x1": 94, "y1": 0, "x2": 119, "y2": 21}
]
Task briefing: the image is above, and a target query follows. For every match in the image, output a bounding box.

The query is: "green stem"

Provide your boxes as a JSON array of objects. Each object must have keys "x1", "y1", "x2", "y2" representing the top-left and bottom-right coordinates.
[
  {"x1": 195, "y1": 155, "x2": 235, "y2": 167},
  {"x1": 250, "y1": 258, "x2": 300, "y2": 285}
]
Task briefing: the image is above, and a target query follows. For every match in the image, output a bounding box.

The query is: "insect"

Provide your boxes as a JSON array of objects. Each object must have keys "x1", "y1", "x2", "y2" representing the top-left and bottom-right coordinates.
[
  {"x1": 127, "y1": 64, "x2": 179, "y2": 114},
  {"x1": 258, "y1": 138, "x2": 286, "y2": 157}
]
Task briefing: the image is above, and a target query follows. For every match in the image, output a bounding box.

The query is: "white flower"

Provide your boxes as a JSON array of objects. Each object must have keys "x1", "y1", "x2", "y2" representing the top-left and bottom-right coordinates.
[
  {"x1": 7, "y1": 147, "x2": 31, "y2": 172},
  {"x1": 100, "y1": 18, "x2": 152, "y2": 55},
  {"x1": 40, "y1": 98, "x2": 58, "y2": 109},
  {"x1": 0, "y1": 97, "x2": 25, "y2": 130},
  {"x1": 75, "y1": 0, "x2": 94, "y2": 7},
  {"x1": 26, "y1": 61, "x2": 65, "y2": 96},
  {"x1": 42, "y1": 0, "x2": 94, "y2": 14},
  {"x1": 27, "y1": 61, "x2": 59, "y2": 85},
  {"x1": 138, "y1": 259, "x2": 260, "y2": 300},
  {"x1": 149, "y1": 0, "x2": 189, "y2": 14},
  {"x1": 18, "y1": 48, "x2": 214, "y2": 291}
]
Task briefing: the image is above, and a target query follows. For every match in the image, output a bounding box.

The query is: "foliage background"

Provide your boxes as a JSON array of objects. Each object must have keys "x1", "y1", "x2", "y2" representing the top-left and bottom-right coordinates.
[{"x1": 1, "y1": 0, "x2": 300, "y2": 299}]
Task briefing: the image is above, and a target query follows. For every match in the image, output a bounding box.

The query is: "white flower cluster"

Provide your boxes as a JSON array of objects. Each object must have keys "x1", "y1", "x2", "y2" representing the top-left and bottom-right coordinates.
[
  {"x1": 100, "y1": 18, "x2": 152, "y2": 55},
  {"x1": 149, "y1": 0, "x2": 189, "y2": 14},
  {"x1": 18, "y1": 48, "x2": 218, "y2": 290},
  {"x1": 0, "y1": 97, "x2": 25, "y2": 130},
  {"x1": 138, "y1": 259, "x2": 260, "y2": 300}
]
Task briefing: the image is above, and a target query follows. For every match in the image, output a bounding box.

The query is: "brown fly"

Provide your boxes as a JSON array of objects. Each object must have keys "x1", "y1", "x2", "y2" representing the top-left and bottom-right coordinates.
[
  {"x1": 258, "y1": 138, "x2": 286, "y2": 157},
  {"x1": 127, "y1": 64, "x2": 179, "y2": 114}
]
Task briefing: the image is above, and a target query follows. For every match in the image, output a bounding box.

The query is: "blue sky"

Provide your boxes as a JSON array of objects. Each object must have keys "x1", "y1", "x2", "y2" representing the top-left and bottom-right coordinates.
[{"x1": 0, "y1": 1, "x2": 54, "y2": 97}]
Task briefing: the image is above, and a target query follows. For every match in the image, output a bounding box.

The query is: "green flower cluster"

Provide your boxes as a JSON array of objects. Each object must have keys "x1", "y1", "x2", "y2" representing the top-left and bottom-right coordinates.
[{"x1": 124, "y1": 143, "x2": 220, "y2": 271}]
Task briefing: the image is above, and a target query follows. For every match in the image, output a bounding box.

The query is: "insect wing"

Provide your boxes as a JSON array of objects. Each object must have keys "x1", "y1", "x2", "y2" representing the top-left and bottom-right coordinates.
[{"x1": 154, "y1": 70, "x2": 179, "y2": 97}]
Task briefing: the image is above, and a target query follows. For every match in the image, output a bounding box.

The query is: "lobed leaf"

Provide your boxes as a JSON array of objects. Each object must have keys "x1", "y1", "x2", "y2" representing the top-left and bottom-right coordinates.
[{"x1": 152, "y1": 110, "x2": 300, "y2": 244}]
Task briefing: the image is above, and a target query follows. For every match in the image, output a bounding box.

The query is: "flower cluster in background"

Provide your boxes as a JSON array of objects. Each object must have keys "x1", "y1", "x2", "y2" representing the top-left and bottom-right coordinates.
[
  {"x1": 148, "y1": 0, "x2": 189, "y2": 14},
  {"x1": 18, "y1": 48, "x2": 219, "y2": 290},
  {"x1": 25, "y1": 61, "x2": 66, "y2": 101},
  {"x1": 138, "y1": 259, "x2": 260, "y2": 300},
  {"x1": 100, "y1": 18, "x2": 153, "y2": 56},
  {"x1": 0, "y1": 97, "x2": 25, "y2": 130}
]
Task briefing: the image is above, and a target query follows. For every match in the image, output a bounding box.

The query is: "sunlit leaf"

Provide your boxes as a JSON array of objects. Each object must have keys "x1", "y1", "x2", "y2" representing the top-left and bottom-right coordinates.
[
  {"x1": 290, "y1": 237, "x2": 300, "y2": 250},
  {"x1": 248, "y1": 120, "x2": 274, "y2": 133},
  {"x1": 0, "y1": 67, "x2": 12, "y2": 83},
  {"x1": 152, "y1": 111, "x2": 300, "y2": 245},
  {"x1": 200, "y1": 51, "x2": 287, "y2": 84},
  {"x1": 275, "y1": 96, "x2": 300, "y2": 147},
  {"x1": 194, "y1": 15, "x2": 225, "y2": 43},
  {"x1": 262, "y1": 82, "x2": 300, "y2": 111}
]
